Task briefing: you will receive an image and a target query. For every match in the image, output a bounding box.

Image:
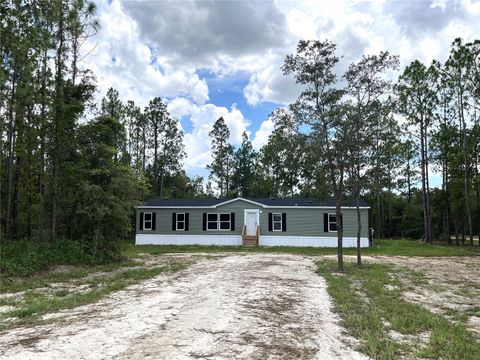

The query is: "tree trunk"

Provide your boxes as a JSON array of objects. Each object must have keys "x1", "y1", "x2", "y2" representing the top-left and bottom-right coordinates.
[
  {"x1": 407, "y1": 156, "x2": 411, "y2": 204},
  {"x1": 336, "y1": 197, "x2": 344, "y2": 272},
  {"x1": 356, "y1": 195, "x2": 362, "y2": 266},
  {"x1": 419, "y1": 120, "x2": 429, "y2": 243},
  {"x1": 459, "y1": 93, "x2": 473, "y2": 245},
  {"x1": 52, "y1": 1, "x2": 66, "y2": 242},
  {"x1": 6, "y1": 72, "x2": 17, "y2": 240},
  {"x1": 424, "y1": 129, "x2": 433, "y2": 243},
  {"x1": 153, "y1": 122, "x2": 158, "y2": 197}
]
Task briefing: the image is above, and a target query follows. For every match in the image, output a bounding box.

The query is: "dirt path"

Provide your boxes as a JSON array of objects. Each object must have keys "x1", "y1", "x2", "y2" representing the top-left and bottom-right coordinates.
[{"x1": 0, "y1": 254, "x2": 366, "y2": 360}]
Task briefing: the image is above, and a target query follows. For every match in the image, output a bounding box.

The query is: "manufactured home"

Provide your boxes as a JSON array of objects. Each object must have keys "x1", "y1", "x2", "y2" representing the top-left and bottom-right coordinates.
[{"x1": 135, "y1": 197, "x2": 370, "y2": 247}]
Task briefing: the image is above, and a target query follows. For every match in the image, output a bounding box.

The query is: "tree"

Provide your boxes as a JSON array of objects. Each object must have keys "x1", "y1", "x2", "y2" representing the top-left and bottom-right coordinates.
[
  {"x1": 232, "y1": 132, "x2": 256, "y2": 197},
  {"x1": 344, "y1": 51, "x2": 399, "y2": 264},
  {"x1": 259, "y1": 108, "x2": 306, "y2": 197},
  {"x1": 396, "y1": 60, "x2": 438, "y2": 244},
  {"x1": 143, "y1": 97, "x2": 184, "y2": 198},
  {"x1": 283, "y1": 40, "x2": 348, "y2": 271},
  {"x1": 444, "y1": 39, "x2": 476, "y2": 245},
  {"x1": 73, "y1": 115, "x2": 146, "y2": 258},
  {"x1": 208, "y1": 117, "x2": 233, "y2": 197}
]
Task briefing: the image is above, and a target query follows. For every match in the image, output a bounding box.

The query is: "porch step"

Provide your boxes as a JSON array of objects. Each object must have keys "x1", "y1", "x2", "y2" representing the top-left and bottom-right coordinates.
[{"x1": 242, "y1": 236, "x2": 257, "y2": 247}]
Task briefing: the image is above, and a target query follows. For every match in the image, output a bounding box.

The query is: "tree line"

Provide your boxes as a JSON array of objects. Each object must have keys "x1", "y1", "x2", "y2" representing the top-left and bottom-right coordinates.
[
  {"x1": 207, "y1": 39, "x2": 480, "y2": 269},
  {"x1": 0, "y1": 1, "x2": 198, "y2": 258},
  {"x1": 1, "y1": 1, "x2": 479, "y2": 266}
]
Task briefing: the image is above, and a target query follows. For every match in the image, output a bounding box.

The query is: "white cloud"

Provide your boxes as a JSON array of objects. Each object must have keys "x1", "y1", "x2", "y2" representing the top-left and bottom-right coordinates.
[
  {"x1": 167, "y1": 98, "x2": 250, "y2": 171},
  {"x1": 81, "y1": 0, "x2": 209, "y2": 108},
  {"x1": 81, "y1": 0, "x2": 479, "y2": 178},
  {"x1": 252, "y1": 118, "x2": 275, "y2": 150}
]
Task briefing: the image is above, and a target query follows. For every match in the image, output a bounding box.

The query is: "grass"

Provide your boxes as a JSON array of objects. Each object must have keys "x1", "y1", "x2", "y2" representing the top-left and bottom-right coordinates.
[
  {"x1": 316, "y1": 260, "x2": 480, "y2": 360},
  {"x1": 123, "y1": 238, "x2": 480, "y2": 258},
  {"x1": 0, "y1": 240, "x2": 119, "y2": 276},
  {"x1": 0, "y1": 260, "x2": 192, "y2": 331},
  {"x1": 0, "y1": 260, "x2": 140, "y2": 294}
]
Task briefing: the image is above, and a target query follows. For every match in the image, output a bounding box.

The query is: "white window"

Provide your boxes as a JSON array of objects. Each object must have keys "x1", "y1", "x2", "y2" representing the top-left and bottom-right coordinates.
[
  {"x1": 143, "y1": 212, "x2": 153, "y2": 230},
  {"x1": 328, "y1": 213, "x2": 337, "y2": 232},
  {"x1": 273, "y1": 213, "x2": 282, "y2": 231},
  {"x1": 176, "y1": 213, "x2": 185, "y2": 231},
  {"x1": 207, "y1": 213, "x2": 218, "y2": 230},
  {"x1": 219, "y1": 213, "x2": 231, "y2": 230}
]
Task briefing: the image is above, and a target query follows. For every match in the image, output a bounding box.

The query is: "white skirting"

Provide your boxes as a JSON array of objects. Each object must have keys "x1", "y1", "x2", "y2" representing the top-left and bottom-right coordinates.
[
  {"x1": 135, "y1": 234, "x2": 242, "y2": 246},
  {"x1": 259, "y1": 236, "x2": 369, "y2": 248},
  {"x1": 136, "y1": 234, "x2": 369, "y2": 248}
]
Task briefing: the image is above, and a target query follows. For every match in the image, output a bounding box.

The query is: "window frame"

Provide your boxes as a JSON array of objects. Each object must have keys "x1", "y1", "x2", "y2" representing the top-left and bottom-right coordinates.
[
  {"x1": 272, "y1": 212, "x2": 283, "y2": 232},
  {"x1": 143, "y1": 212, "x2": 153, "y2": 231},
  {"x1": 207, "y1": 213, "x2": 219, "y2": 231},
  {"x1": 328, "y1": 213, "x2": 337, "y2": 232},
  {"x1": 219, "y1": 213, "x2": 231, "y2": 231},
  {"x1": 176, "y1": 212, "x2": 185, "y2": 231}
]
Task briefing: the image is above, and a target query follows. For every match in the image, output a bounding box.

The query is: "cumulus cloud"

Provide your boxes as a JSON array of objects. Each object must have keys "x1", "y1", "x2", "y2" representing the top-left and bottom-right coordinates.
[
  {"x1": 122, "y1": 0, "x2": 288, "y2": 70},
  {"x1": 251, "y1": 118, "x2": 275, "y2": 150},
  {"x1": 84, "y1": 0, "x2": 479, "y2": 177},
  {"x1": 167, "y1": 98, "x2": 250, "y2": 170},
  {"x1": 82, "y1": 0, "x2": 209, "y2": 107}
]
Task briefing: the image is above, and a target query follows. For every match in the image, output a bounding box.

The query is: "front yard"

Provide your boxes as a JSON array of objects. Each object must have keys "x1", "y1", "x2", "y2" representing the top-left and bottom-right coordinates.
[
  {"x1": 318, "y1": 257, "x2": 480, "y2": 359},
  {"x1": 0, "y1": 239, "x2": 479, "y2": 359}
]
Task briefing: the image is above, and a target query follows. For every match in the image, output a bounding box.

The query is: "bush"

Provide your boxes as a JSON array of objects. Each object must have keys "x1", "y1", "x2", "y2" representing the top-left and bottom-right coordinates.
[{"x1": 0, "y1": 239, "x2": 120, "y2": 276}]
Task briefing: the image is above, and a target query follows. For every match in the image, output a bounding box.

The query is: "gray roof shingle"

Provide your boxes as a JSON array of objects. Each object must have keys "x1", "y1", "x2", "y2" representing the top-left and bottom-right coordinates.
[{"x1": 142, "y1": 197, "x2": 369, "y2": 208}]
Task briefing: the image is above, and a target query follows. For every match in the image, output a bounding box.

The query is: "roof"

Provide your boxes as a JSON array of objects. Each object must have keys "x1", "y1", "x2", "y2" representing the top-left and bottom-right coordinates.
[{"x1": 140, "y1": 197, "x2": 370, "y2": 208}]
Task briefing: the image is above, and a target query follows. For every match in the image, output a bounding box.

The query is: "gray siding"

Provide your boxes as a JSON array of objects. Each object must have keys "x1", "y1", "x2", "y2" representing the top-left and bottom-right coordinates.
[{"x1": 136, "y1": 199, "x2": 369, "y2": 238}]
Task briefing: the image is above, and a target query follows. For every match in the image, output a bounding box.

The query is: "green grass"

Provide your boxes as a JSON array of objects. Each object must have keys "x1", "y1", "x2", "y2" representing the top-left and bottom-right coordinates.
[
  {"x1": 0, "y1": 240, "x2": 121, "y2": 276},
  {"x1": 0, "y1": 261, "x2": 192, "y2": 331},
  {"x1": 0, "y1": 260, "x2": 139, "y2": 293},
  {"x1": 123, "y1": 239, "x2": 480, "y2": 258},
  {"x1": 316, "y1": 260, "x2": 480, "y2": 360}
]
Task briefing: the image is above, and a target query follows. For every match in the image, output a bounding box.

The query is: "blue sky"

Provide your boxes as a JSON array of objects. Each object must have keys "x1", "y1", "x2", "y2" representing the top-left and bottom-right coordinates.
[{"x1": 84, "y1": 0, "x2": 480, "y2": 187}]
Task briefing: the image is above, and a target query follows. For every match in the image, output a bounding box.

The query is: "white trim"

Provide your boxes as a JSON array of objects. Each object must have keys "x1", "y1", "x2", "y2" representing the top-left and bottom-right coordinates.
[
  {"x1": 175, "y1": 212, "x2": 186, "y2": 231},
  {"x1": 244, "y1": 209, "x2": 260, "y2": 235},
  {"x1": 143, "y1": 212, "x2": 153, "y2": 231},
  {"x1": 214, "y1": 197, "x2": 265, "y2": 208},
  {"x1": 135, "y1": 197, "x2": 370, "y2": 209},
  {"x1": 136, "y1": 234, "x2": 242, "y2": 246},
  {"x1": 272, "y1": 212, "x2": 283, "y2": 232},
  {"x1": 206, "y1": 213, "x2": 219, "y2": 231},
  {"x1": 219, "y1": 212, "x2": 231, "y2": 231},
  {"x1": 328, "y1": 213, "x2": 337, "y2": 233},
  {"x1": 260, "y1": 236, "x2": 369, "y2": 248},
  {"x1": 137, "y1": 205, "x2": 370, "y2": 209}
]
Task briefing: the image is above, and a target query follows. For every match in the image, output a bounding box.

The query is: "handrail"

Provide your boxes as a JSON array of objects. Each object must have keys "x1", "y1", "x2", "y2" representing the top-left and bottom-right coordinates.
[
  {"x1": 241, "y1": 224, "x2": 246, "y2": 238},
  {"x1": 256, "y1": 225, "x2": 260, "y2": 246}
]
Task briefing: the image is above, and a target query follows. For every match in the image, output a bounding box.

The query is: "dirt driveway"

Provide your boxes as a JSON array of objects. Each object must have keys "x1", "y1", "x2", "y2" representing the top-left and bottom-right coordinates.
[{"x1": 0, "y1": 254, "x2": 366, "y2": 360}]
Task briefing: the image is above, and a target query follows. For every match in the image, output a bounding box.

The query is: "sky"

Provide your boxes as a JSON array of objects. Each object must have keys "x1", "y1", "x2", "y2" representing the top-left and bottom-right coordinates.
[{"x1": 83, "y1": 0, "x2": 480, "y2": 184}]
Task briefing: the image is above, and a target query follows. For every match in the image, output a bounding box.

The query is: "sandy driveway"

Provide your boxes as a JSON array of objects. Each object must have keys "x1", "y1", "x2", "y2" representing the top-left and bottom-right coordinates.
[{"x1": 0, "y1": 254, "x2": 367, "y2": 360}]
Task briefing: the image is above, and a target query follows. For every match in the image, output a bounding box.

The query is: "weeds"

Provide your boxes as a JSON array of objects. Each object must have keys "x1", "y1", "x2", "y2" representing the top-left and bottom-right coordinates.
[{"x1": 317, "y1": 260, "x2": 480, "y2": 359}]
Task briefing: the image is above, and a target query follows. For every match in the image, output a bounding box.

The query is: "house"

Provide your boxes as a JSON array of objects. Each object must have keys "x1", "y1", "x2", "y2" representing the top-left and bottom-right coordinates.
[{"x1": 135, "y1": 197, "x2": 370, "y2": 247}]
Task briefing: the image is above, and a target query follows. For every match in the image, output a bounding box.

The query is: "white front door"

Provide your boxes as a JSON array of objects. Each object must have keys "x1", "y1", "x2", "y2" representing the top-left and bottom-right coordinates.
[{"x1": 245, "y1": 210, "x2": 259, "y2": 235}]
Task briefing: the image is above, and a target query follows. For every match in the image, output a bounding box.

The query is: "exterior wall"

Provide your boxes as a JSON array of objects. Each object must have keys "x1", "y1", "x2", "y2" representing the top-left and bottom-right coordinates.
[
  {"x1": 260, "y1": 236, "x2": 369, "y2": 248},
  {"x1": 135, "y1": 234, "x2": 368, "y2": 247},
  {"x1": 135, "y1": 199, "x2": 369, "y2": 247},
  {"x1": 136, "y1": 234, "x2": 242, "y2": 246}
]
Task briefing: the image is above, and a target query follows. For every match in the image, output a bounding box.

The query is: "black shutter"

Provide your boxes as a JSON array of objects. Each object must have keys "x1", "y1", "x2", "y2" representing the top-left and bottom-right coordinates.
[
  {"x1": 185, "y1": 213, "x2": 189, "y2": 231},
  {"x1": 324, "y1": 213, "x2": 328, "y2": 232},
  {"x1": 140, "y1": 212, "x2": 144, "y2": 230},
  {"x1": 172, "y1": 212, "x2": 176, "y2": 231},
  {"x1": 202, "y1": 213, "x2": 207, "y2": 231},
  {"x1": 230, "y1": 212, "x2": 235, "y2": 231},
  {"x1": 268, "y1": 213, "x2": 272, "y2": 232},
  {"x1": 152, "y1": 213, "x2": 156, "y2": 230},
  {"x1": 282, "y1": 213, "x2": 287, "y2": 232}
]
